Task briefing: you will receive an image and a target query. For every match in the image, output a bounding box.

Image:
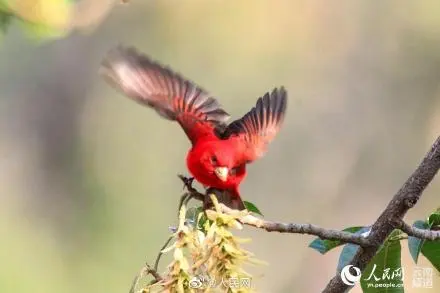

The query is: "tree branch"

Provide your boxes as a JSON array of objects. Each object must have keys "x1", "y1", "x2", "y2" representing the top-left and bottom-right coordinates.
[
  {"x1": 179, "y1": 175, "x2": 374, "y2": 246},
  {"x1": 322, "y1": 136, "x2": 440, "y2": 293},
  {"x1": 399, "y1": 220, "x2": 440, "y2": 241},
  {"x1": 218, "y1": 205, "x2": 373, "y2": 246},
  {"x1": 145, "y1": 264, "x2": 163, "y2": 283},
  {"x1": 129, "y1": 262, "x2": 163, "y2": 293}
]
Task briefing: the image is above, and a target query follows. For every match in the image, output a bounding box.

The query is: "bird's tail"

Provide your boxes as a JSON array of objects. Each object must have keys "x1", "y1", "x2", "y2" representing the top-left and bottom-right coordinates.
[{"x1": 230, "y1": 196, "x2": 246, "y2": 210}]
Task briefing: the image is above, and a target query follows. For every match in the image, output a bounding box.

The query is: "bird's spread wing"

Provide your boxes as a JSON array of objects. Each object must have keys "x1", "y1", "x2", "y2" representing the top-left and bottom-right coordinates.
[
  {"x1": 100, "y1": 46, "x2": 230, "y2": 144},
  {"x1": 219, "y1": 87, "x2": 287, "y2": 163}
]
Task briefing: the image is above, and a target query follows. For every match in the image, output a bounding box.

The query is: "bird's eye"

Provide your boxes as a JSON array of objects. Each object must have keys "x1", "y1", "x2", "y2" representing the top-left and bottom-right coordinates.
[{"x1": 211, "y1": 156, "x2": 218, "y2": 165}]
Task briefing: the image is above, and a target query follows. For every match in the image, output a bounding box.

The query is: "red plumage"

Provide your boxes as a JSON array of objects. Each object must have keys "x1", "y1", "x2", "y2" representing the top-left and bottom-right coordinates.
[{"x1": 100, "y1": 46, "x2": 287, "y2": 210}]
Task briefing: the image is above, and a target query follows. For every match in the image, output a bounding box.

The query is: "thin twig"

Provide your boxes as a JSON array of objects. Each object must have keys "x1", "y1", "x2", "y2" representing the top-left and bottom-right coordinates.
[
  {"x1": 178, "y1": 180, "x2": 373, "y2": 246},
  {"x1": 399, "y1": 221, "x2": 440, "y2": 241},
  {"x1": 146, "y1": 263, "x2": 163, "y2": 282},
  {"x1": 178, "y1": 174, "x2": 205, "y2": 201},
  {"x1": 177, "y1": 192, "x2": 190, "y2": 215},
  {"x1": 218, "y1": 204, "x2": 373, "y2": 246},
  {"x1": 153, "y1": 236, "x2": 174, "y2": 272},
  {"x1": 129, "y1": 262, "x2": 163, "y2": 293}
]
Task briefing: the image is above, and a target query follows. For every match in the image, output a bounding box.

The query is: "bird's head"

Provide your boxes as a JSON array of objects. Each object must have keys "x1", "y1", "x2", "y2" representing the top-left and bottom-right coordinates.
[{"x1": 201, "y1": 149, "x2": 235, "y2": 182}]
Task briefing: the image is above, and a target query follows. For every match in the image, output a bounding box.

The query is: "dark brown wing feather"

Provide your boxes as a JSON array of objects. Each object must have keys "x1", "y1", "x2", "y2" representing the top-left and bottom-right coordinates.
[
  {"x1": 220, "y1": 87, "x2": 287, "y2": 162},
  {"x1": 100, "y1": 46, "x2": 230, "y2": 144}
]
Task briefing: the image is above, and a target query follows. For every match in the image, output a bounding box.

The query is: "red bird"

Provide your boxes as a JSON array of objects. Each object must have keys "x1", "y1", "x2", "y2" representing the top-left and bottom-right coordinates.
[{"x1": 100, "y1": 47, "x2": 287, "y2": 210}]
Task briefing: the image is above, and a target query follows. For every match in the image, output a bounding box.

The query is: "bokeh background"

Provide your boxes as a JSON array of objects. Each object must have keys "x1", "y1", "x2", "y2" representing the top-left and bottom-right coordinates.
[{"x1": 1, "y1": 1, "x2": 439, "y2": 292}]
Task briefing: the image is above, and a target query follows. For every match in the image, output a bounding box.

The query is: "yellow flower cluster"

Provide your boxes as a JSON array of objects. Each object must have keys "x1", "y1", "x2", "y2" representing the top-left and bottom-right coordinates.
[{"x1": 142, "y1": 195, "x2": 262, "y2": 293}]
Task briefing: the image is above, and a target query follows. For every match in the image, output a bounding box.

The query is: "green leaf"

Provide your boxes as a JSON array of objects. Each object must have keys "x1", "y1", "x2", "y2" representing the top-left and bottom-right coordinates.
[
  {"x1": 360, "y1": 230, "x2": 403, "y2": 293},
  {"x1": 185, "y1": 206, "x2": 202, "y2": 223},
  {"x1": 408, "y1": 220, "x2": 431, "y2": 263},
  {"x1": 195, "y1": 207, "x2": 210, "y2": 230},
  {"x1": 185, "y1": 206, "x2": 212, "y2": 232},
  {"x1": 407, "y1": 210, "x2": 440, "y2": 272},
  {"x1": 337, "y1": 243, "x2": 359, "y2": 273},
  {"x1": 243, "y1": 201, "x2": 263, "y2": 216},
  {"x1": 337, "y1": 227, "x2": 371, "y2": 271},
  {"x1": 423, "y1": 208, "x2": 440, "y2": 271},
  {"x1": 309, "y1": 226, "x2": 364, "y2": 254},
  {"x1": 427, "y1": 210, "x2": 440, "y2": 227},
  {"x1": 421, "y1": 239, "x2": 440, "y2": 272}
]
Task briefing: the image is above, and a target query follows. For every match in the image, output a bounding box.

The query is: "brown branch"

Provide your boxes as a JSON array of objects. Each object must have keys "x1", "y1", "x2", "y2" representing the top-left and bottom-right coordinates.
[
  {"x1": 178, "y1": 175, "x2": 374, "y2": 246},
  {"x1": 219, "y1": 204, "x2": 373, "y2": 246},
  {"x1": 153, "y1": 235, "x2": 174, "y2": 272},
  {"x1": 129, "y1": 262, "x2": 163, "y2": 293},
  {"x1": 399, "y1": 221, "x2": 440, "y2": 241},
  {"x1": 179, "y1": 177, "x2": 374, "y2": 246},
  {"x1": 145, "y1": 264, "x2": 163, "y2": 283},
  {"x1": 323, "y1": 136, "x2": 440, "y2": 293},
  {"x1": 178, "y1": 174, "x2": 204, "y2": 201}
]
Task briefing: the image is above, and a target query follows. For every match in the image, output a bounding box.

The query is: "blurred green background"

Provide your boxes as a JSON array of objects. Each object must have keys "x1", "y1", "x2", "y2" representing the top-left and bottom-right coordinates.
[{"x1": 0, "y1": 1, "x2": 439, "y2": 292}]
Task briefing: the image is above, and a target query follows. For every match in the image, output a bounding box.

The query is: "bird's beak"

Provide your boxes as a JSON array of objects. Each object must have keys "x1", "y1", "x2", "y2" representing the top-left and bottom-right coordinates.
[{"x1": 214, "y1": 166, "x2": 229, "y2": 182}]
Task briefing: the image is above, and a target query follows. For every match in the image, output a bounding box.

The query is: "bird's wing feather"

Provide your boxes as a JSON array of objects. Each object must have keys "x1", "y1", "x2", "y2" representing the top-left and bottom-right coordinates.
[
  {"x1": 219, "y1": 87, "x2": 287, "y2": 163},
  {"x1": 100, "y1": 46, "x2": 230, "y2": 144}
]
